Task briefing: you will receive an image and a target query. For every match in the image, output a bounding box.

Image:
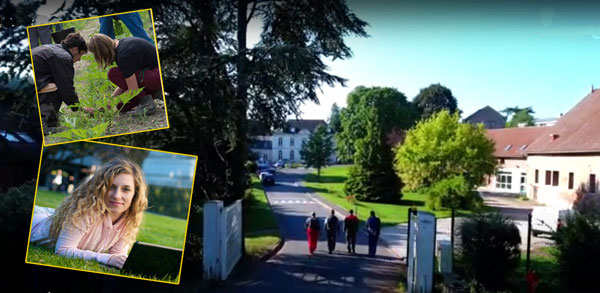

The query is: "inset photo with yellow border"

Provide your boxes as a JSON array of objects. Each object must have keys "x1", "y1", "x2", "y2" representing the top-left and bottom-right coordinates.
[
  {"x1": 26, "y1": 141, "x2": 197, "y2": 285},
  {"x1": 27, "y1": 9, "x2": 169, "y2": 146}
]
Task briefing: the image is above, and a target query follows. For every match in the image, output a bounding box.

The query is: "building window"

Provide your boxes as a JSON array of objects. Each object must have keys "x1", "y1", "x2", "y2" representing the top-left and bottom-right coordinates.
[
  {"x1": 591, "y1": 174, "x2": 597, "y2": 193},
  {"x1": 278, "y1": 150, "x2": 282, "y2": 160},
  {"x1": 495, "y1": 172, "x2": 512, "y2": 190},
  {"x1": 552, "y1": 171, "x2": 559, "y2": 186},
  {"x1": 278, "y1": 137, "x2": 283, "y2": 146},
  {"x1": 535, "y1": 169, "x2": 539, "y2": 183},
  {"x1": 520, "y1": 173, "x2": 526, "y2": 193},
  {"x1": 545, "y1": 171, "x2": 551, "y2": 185},
  {"x1": 290, "y1": 138, "x2": 295, "y2": 146},
  {"x1": 568, "y1": 172, "x2": 574, "y2": 190},
  {"x1": 290, "y1": 150, "x2": 295, "y2": 161}
]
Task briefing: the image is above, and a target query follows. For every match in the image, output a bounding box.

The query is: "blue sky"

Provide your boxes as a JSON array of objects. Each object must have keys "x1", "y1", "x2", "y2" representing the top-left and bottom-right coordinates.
[{"x1": 294, "y1": 1, "x2": 600, "y2": 121}]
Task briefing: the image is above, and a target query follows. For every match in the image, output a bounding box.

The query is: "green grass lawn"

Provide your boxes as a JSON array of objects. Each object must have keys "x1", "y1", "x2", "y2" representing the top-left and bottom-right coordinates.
[
  {"x1": 511, "y1": 247, "x2": 564, "y2": 293},
  {"x1": 303, "y1": 165, "x2": 472, "y2": 226},
  {"x1": 27, "y1": 190, "x2": 186, "y2": 283},
  {"x1": 244, "y1": 176, "x2": 280, "y2": 259}
]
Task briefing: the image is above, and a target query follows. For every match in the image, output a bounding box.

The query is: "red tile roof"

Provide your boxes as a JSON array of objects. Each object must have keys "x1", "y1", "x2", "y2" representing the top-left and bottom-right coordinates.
[
  {"x1": 486, "y1": 127, "x2": 549, "y2": 158},
  {"x1": 527, "y1": 89, "x2": 600, "y2": 154}
]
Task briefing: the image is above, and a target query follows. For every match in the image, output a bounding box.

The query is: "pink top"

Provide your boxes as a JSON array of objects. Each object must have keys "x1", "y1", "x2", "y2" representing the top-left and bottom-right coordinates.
[{"x1": 30, "y1": 206, "x2": 130, "y2": 265}]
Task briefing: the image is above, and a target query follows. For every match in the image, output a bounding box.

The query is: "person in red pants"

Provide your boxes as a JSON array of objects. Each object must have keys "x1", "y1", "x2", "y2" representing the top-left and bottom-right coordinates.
[
  {"x1": 87, "y1": 33, "x2": 161, "y2": 115},
  {"x1": 305, "y1": 212, "x2": 321, "y2": 257}
]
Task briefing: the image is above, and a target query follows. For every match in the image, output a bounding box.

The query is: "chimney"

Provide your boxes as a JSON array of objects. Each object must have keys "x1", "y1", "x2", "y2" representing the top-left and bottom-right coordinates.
[{"x1": 550, "y1": 133, "x2": 559, "y2": 141}]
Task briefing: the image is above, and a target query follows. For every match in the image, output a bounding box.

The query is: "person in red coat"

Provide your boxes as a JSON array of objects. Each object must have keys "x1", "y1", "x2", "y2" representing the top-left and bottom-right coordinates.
[
  {"x1": 344, "y1": 209, "x2": 359, "y2": 254},
  {"x1": 305, "y1": 211, "x2": 321, "y2": 256}
]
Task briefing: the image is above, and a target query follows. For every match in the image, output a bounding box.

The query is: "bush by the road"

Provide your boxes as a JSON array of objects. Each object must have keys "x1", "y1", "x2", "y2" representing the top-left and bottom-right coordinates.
[
  {"x1": 426, "y1": 175, "x2": 482, "y2": 210},
  {"x1": 458, "y1": 212, "x2": 521, "y2": 290},
  {"x1": 553, "y1": 213, "x2": 600, "y2": 292}
]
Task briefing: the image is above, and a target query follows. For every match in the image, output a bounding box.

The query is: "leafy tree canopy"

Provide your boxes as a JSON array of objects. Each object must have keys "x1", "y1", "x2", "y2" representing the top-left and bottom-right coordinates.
[
  {"x1": 394, "y1": 110, "x2": 496, "y2": 190},
  {"x1": 413, "y1": 83, "x2": 459, "y2": 119},
  {"x1": 336, "y1": 86, "x2": 417, "y2": 162},
  {"x1": 343, "y1": 108, "x2": 402, "y2": 202}
]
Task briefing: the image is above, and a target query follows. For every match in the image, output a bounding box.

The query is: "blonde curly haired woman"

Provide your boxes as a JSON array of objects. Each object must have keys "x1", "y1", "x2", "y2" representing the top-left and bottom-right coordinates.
[{"x1": 30, "y1": 158, "x2": 148, "y2": 269}]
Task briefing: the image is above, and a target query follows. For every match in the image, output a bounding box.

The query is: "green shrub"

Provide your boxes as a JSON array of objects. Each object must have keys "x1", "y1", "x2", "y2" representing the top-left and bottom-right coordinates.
[
  {"x1": 458, "y1": 212, "x2": 521, "y2": 290},
  {"x1": 553, "y1": 213, "x2": 600, "y2": 292},
  {"x1": 426, "y1": 175, "x2": 482, "y2": 210}
]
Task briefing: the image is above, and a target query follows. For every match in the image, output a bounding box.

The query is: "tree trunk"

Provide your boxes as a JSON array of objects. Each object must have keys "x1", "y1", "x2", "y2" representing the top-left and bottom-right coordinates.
[{"x1": 237, "y1": 0, "x2": 249, "y2": 258}]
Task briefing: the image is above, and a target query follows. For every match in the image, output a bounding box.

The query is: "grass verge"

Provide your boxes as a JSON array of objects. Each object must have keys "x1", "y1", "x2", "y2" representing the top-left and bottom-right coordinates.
[
  {"x1": 26, "y1": 190, "x2": 186, "y2": 283},
  {"x1": 244, "y1": 176, "x2": 280, "y2": 259},
  {"x1": 303, "y1": 165, "x2": 474, "y2": 226}
]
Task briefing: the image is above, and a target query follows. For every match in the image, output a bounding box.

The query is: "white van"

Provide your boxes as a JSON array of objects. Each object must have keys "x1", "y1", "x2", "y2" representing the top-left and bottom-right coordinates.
[{"x1": 531, "y1": 206, "x2": 572, "y2": 237}]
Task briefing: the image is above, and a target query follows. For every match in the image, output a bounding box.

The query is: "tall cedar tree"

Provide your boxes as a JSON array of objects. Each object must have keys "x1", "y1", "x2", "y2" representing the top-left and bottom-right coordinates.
[
  {"x1": 413, "y1": 83, "x2": 459, "y2": 119},
  {"x1": 336, "y1": 86, "x2": 417, "y2": 163},
  {"x1": 343, "y1": 108, "x2": 402, "y2": 202},
  {"x1": 328, "y1": 102, "x2": 342, "y2": 133},
  {"x1": 300, "y1": 124, "x2": 334, "y2": 178}
]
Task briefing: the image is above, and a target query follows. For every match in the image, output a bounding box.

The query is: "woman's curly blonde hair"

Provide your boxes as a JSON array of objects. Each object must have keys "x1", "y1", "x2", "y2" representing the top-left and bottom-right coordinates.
[{"x1": 49, "y1": 158, "x2": 148, "y2": 248}]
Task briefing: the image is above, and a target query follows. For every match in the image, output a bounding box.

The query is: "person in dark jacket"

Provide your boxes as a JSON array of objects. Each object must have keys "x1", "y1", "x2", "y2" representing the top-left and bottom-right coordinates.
[
  {"x1": 344, "y1": 209, "x2": 359, "y2": 254},
  {"x1": 366, "y1": 210, "x2": 381, "y2": 257},
  {"x1": 32, "y1": 32, "x2": 93, "y2": 131},
  {"x1": 305, "y1": 211, "x2": 320, "y2": 256},
  {"x1": 324, "y1": 209, "x2": 340, "y2": 254}
]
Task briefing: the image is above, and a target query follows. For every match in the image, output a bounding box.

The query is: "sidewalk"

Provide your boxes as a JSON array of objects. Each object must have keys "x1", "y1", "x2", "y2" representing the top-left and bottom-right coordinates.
[{"x1": 379, "y1": 218, "x2": 454, "y2": 262}]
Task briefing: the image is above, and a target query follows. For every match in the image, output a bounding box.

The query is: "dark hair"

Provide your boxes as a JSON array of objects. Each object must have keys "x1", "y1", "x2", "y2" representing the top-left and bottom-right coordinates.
[
  {"x1": 62, "y1": 32, "x2": 87, "y2": 52},
  {"x1": 331, "y1": 209, "x2": 335, "y2": 215},
  {"x1": 349, "y1": 209, "x2": 354, "y2": 214},
  {"x1": 370, "y1": 211, "x2": 375, "y2": 216}
]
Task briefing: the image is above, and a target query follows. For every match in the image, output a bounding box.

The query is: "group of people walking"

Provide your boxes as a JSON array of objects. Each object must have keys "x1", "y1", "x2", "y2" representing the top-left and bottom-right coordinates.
[{"x1": 304, "y1": 209, "x2": 381, "y2": 257}]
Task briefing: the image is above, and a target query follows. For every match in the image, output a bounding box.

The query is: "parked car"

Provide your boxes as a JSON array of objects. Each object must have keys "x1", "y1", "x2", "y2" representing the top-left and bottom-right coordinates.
[
  {"x1": 531, "y1": 206, "x2": 572, "y2": 237},
  {"x1": 275, "y1": 160, "x2": 286, "y2": 168},
  {"x1": 259, "y1": 172, "x2": 275, "y2": 185},
  {"x1": 267, "y1": 167, "x2": 276, "y2": 175}
]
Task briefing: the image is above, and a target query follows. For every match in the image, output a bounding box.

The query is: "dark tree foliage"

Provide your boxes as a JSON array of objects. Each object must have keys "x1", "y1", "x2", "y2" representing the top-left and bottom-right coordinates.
[
  {"x1": 328, "y1": 102, "x2": 342, "y2": 133},
  {"x1": 343, "y1": 108, "x2": 402, "y2": 202},
  {"x1": 336, "y1": 86, "x2": 417, "y2": 163},
  {"x1": 458, "y1": 212, "x2": 521, "y2": 290},
  {"x1": 413, "y1": 83, "x2": 459, "y2": 119},
  {"x1": 58, "y1": 0, "x2": 367, "y2": 205},
  {"x1": 506, "y1": 108, "x2": 535, "y2": 127},
  {"x1": 300, "y1": 124, "x2": 334, "y2": 177},
  {"x1": 553, "y1": 213, "x2": 600, "y2": 292}
]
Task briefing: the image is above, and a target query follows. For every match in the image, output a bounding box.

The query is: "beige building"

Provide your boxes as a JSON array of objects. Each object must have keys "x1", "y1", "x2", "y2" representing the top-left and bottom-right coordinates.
[
  {"x1": 479, "y1": 127, "x2": 547, "y2": 195},
  {"x1": 482, "y1": 89, "x2": 600, "y2": 209},
  {"x1": 525, "y1": 89, "x2": 600, "y2": 209}
]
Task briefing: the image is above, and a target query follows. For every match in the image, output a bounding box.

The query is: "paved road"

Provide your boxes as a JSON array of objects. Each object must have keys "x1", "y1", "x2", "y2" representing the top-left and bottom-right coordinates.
[{"x1": 222, "y1": 168, "x2": 403, "y2": 293}]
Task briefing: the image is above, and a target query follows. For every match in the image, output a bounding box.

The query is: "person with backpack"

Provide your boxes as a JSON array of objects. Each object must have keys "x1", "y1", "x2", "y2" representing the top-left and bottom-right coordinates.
[
  {"x1": 366, "y1": 210, "x2": 381, "y2": 257},
  {"x1": 344, "y1": 209, "x2": 359, "y2": 254},
  {"x1": 305, "y1": 211, "x2": 321, "y2": 256},
  {"x1": 324, "y1": 209, "x2": 340, "y2": 254}
]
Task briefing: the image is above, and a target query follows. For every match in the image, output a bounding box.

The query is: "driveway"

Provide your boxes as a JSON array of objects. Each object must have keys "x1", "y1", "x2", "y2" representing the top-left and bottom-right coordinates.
[{"x1": 219, "y1": 168, "x2": 403, "y2": 292}]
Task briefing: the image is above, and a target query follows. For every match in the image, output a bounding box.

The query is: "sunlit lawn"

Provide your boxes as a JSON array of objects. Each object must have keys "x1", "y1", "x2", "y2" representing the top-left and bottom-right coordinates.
[
  {"x1": 303, "y1": 165, "x2": 473, "y2": 226},
  {"x1": 27, "y1": 190, "x2": 186, "y2": 283}
]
